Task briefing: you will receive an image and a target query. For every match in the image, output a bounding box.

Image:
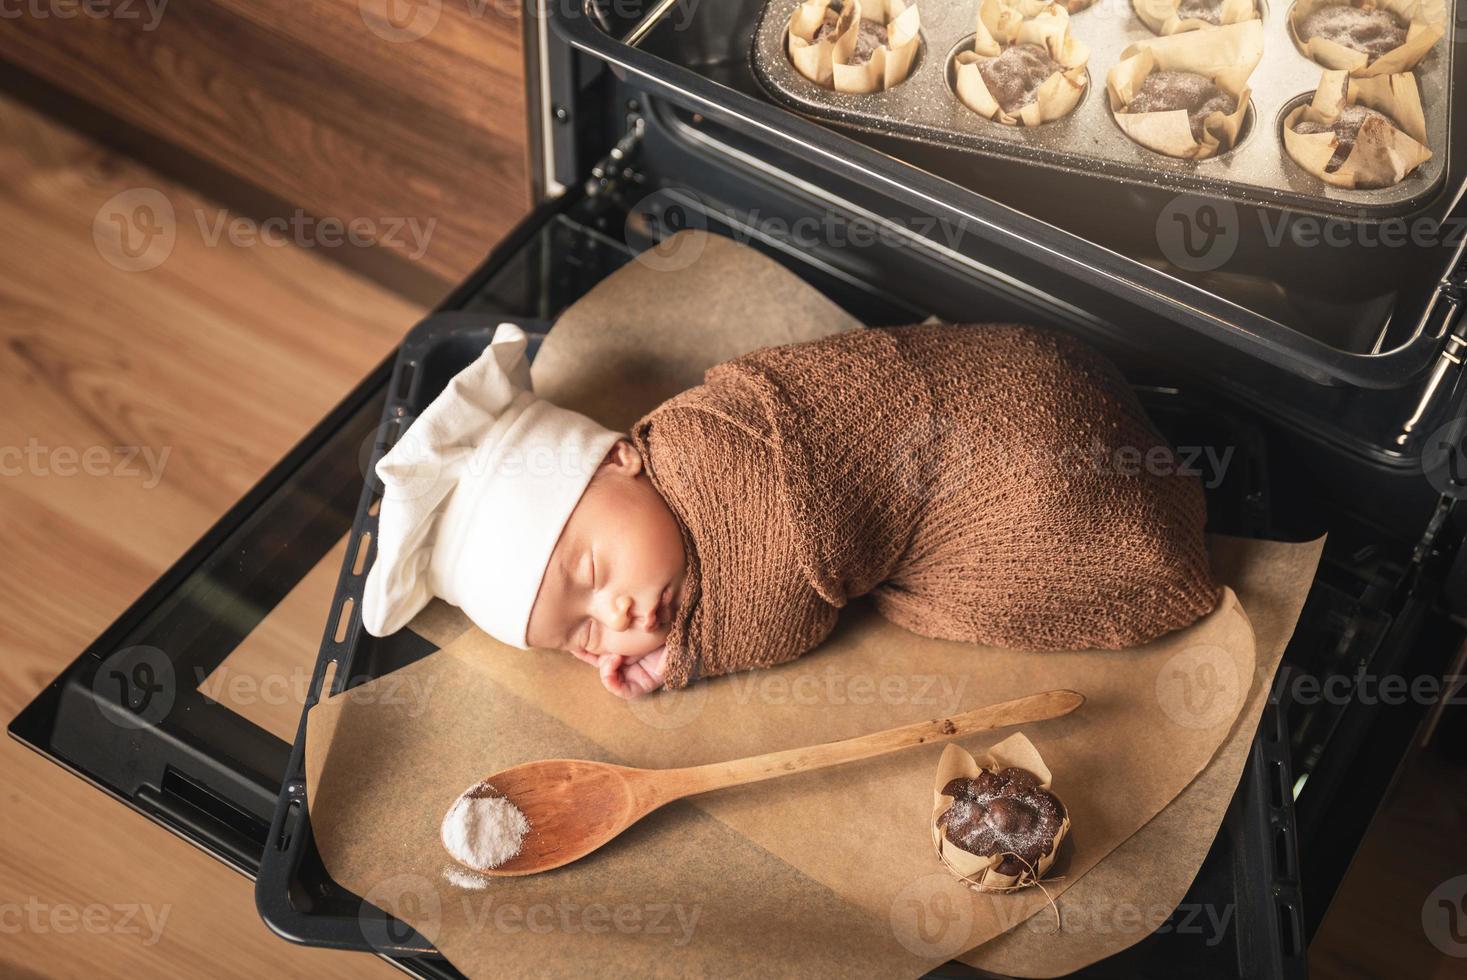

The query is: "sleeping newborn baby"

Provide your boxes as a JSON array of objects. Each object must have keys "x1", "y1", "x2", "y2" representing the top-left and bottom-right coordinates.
[{"x1": 362, "y1": 321, "x2": 1218, "y2": 699}]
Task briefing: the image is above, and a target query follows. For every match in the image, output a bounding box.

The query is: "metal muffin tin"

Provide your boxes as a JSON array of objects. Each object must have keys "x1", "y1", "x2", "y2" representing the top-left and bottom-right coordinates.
[{"x1": 751, "y1": 0, "x2": 1454, "y2": 217}]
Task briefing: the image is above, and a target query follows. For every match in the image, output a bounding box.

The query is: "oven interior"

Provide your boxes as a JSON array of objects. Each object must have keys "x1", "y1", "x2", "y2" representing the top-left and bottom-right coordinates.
[{"x1": 550, "y1": 0, "x2": 1467, "y2": 439}]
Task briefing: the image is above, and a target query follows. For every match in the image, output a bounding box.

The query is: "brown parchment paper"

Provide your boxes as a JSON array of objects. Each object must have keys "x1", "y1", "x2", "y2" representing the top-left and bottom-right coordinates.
[
  {"x1": 961, "y1": 534, "x2": 1322, "y2": 977},
  {"x1": 1282, "y1": 69, "x2": 1431, "y2": 189},
  {"x1": 1132, "y1": 0, "x2": 1259, "y2": 36},
  {"x1": 304, "y1": 232, "x2": 1321, "y2": 976},
  {"x1": 1107, "y1": 20, "x2": 1263, "y2": 160},
  {"x1": 1287, "y1": 0, "x2": 1445, "y2": 76}
]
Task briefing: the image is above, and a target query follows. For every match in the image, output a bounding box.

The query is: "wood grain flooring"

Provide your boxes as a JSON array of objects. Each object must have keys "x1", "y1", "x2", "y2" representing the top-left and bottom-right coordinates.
[
  {"x1": 1, "y1": 0, "x2": 531, "y2": 286},
  {"x1": 0, "y1": 92, "x2": 414, "y2": 979}
]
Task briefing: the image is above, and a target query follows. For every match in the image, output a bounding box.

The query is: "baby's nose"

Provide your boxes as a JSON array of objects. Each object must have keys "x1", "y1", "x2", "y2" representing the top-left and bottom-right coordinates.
[{"x1": 609, "y1": 594, "x2": 634, "y2": 630}]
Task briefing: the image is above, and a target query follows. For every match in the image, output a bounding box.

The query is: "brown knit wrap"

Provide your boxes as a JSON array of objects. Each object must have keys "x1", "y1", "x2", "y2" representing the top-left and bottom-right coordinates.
[{"x1": 631, "y1": 324, "x2": 1219, "y2": 690}]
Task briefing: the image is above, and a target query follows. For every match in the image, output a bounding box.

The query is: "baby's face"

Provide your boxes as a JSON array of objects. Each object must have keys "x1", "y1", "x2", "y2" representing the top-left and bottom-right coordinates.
[{"x1": 526, "y1": 440, "x2": 687, "y2": 662}]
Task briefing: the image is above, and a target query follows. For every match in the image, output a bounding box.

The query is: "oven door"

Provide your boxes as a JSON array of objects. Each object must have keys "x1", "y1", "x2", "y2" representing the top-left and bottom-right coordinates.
[{"x1": 10, "y1": 71, "x2": 1464, "y2": 980}]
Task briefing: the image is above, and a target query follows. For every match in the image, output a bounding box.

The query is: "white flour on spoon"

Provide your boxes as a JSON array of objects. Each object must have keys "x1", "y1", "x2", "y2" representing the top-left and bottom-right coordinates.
[{"x1": 441, "y1": 780, "x2": 530, "y2": 870}]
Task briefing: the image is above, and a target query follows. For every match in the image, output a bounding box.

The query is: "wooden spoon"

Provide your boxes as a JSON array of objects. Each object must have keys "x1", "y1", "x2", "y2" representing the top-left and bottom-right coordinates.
[{"x1": 463, "y1": 688, "x2": 1084, "y2": 876}]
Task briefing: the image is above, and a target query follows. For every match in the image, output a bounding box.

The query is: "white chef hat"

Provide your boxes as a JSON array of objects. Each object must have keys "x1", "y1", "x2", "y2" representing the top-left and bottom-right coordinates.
[{"x1": 360, "y1": 322, "x2": 622, "y2": 646}]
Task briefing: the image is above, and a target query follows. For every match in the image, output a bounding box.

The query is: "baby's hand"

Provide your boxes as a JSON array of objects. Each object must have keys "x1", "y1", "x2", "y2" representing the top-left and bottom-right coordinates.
[{"x1": 596, "y1": 647, "x2": 668, "y2": 700}]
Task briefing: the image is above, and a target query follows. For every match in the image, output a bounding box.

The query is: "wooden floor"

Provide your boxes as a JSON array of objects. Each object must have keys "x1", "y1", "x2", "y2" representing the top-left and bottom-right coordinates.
[{"x1": 0, "y1": 92, "x2": 412, "y2": 978}]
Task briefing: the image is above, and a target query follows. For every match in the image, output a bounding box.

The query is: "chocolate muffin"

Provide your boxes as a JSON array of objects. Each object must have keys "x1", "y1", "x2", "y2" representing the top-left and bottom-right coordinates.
[
  {"x1": 1299, "y1": 4, "x2": 1407, "y2": 58},
  {"x1": 1293, "y1": 103, "x2": 1392, "y2": 171},
  {"x1": 814, "y1": 9, "x2": 889, "y2": 65},
  {"x1": 1124, "y1": 70, "x2": 1238, "y2": 140},
  {"x1": 938, "y1": 768, "x2": 1066, "y2": 876},
  {"x1": 977, "y1": 44, "x2": 1061, "y2": 116}
]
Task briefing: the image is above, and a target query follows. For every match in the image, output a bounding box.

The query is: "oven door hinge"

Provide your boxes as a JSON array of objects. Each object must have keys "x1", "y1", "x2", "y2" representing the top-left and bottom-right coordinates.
[
  {"x1": 585, "y1": 111, "x2": 646, "y2": 199},
  {"x1": 1397, "y1": 277, "x2": 1467, "y2": 448}
]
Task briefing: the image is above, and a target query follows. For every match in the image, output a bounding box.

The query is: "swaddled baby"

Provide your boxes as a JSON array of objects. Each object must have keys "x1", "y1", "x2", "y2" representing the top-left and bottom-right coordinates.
[{"x1": 362, "y1": 321, "x2": 1218, "y2": 699}]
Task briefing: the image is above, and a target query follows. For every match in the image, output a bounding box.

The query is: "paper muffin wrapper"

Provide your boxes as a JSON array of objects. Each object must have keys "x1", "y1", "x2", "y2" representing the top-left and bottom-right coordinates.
[
  {"x1": 1133, "y1": 0, "x2": 1259, "y2": 36},
  {"x1": 1287, "y1": 0, "x2": 1445, "y2": 76},
  {"x1": 787, "y1": 0, "x2": 922, "y2": 93},
  {"x1": 1004, "y1": 0, "x2": 1101, "y2": 15},
  {"x1": 1105, "y1": 19, "x2": 1262, "y2": 159},
  {"x1": 953, "y1": 0, "x2": 1090, "y2": 126},
  {"x1": 1282, "y1": 69, "x2": 1432, "y2": 188},
  {"x1": 930, "y1": 733, "x2": 1071, "y2": 893}
]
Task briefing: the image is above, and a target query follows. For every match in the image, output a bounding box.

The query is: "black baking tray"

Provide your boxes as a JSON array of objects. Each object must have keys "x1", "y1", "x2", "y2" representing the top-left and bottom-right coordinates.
[
  {"x1": 255, "y1": 311, "x2": 1308, "y2": 978},
  {"x1": 552, "y1": 0, "x2": 1467, "y2": 392},
  {"x1": 750, "y1": 0, "x2": 1452, "y2": 219}
]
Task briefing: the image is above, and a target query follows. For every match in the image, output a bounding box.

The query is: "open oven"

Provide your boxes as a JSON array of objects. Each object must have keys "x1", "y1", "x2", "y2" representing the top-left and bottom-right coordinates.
[{"x1": 11, "y1": 0, "x2": 1467, "y2": 976}]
